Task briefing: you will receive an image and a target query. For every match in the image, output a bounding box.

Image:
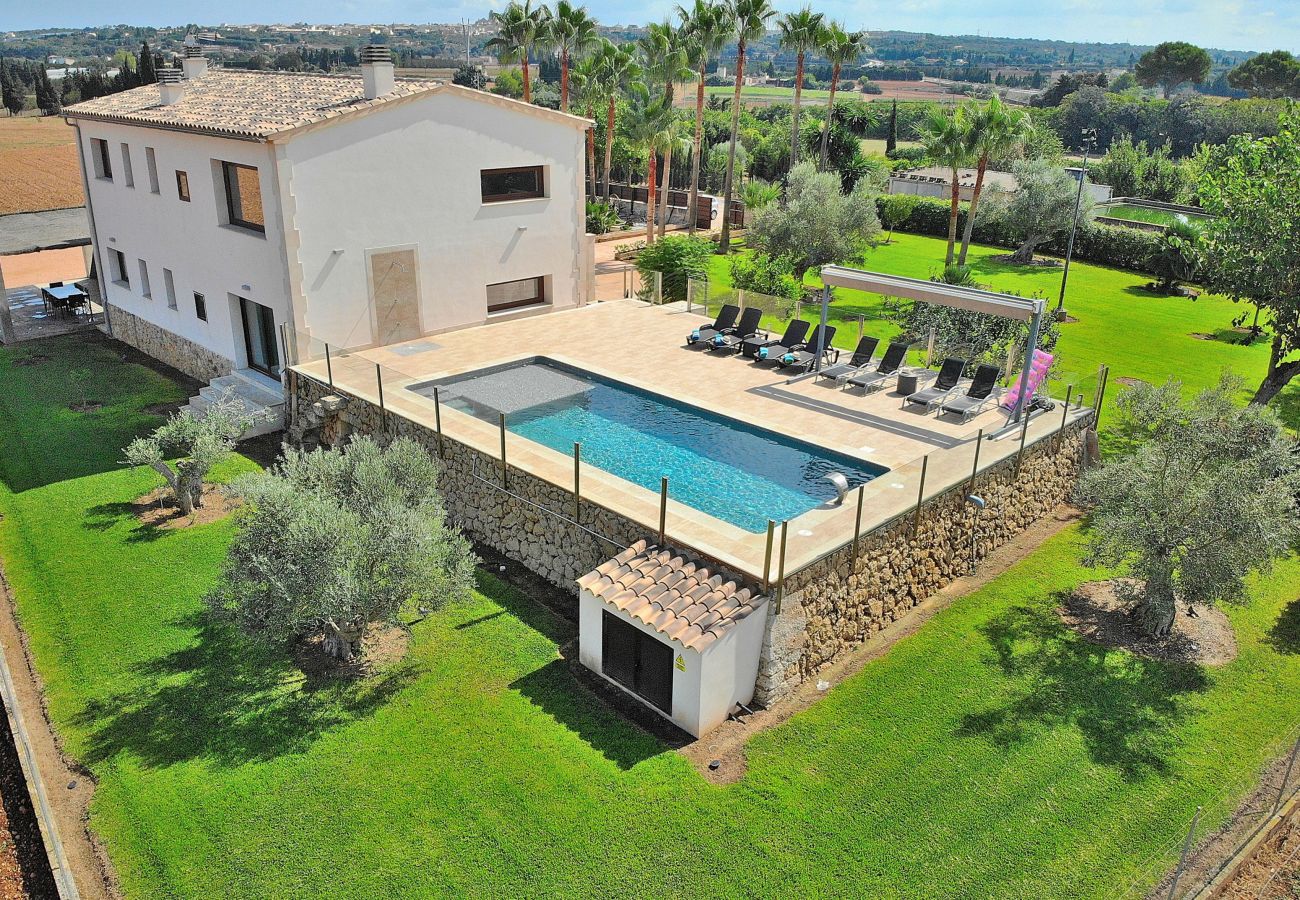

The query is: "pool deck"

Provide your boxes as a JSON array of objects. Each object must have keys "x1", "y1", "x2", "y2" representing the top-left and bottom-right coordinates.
[{"x1": 292, "y1": 299, "x2": 1092, "y2": 582}]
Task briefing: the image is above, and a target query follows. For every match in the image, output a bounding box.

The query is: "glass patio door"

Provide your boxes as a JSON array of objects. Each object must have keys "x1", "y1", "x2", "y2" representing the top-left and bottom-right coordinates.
[{"x1": 238, "y1": 297, "x2": 280, "y2": 377}]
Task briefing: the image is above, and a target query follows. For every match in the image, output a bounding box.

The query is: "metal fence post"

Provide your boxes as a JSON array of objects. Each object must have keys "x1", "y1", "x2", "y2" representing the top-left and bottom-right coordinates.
[
  {"x1": 325, "y1": 343, "x2": 334, "y2": 387},
  {"x1": 968, "y1": 429, "x2": 984, "y2": 493},
  {"x1": 851, "y1": 485, "x2": 864, "y2": 563},
  {"x1": 762, "y1": 519, "x2": 775, "y2": 594},
  {"x1": 375, "y1": 363, "x2": 385, "y2": 412},
  {"x1": 573, "y1": 442, "x2": 582, "y2": 521},
  {"x1": 775, "y1": 520, "x2": 788, "y2": 611},
  {"x1": 857, "y1": 315, "x2": 864, "y2": 341},
  {"x1": 1275, "y1": 734, "x2": 1300, "y2": 814},
  {"x1": 1015, "y1": 405, "x2": 1031, "y2": 474},
  {"x1": 658, "y1": 476, "x2": 668, "y2": 545},
  {"x1": 433, "y1": 387, "x2": 445, "y2": 458},
  {"x1": 499, "y1": 413, "x2": 508, "y2": 489},
  {"x1": 1166, "y1": 806, "x2": 1202, "y2": 900},
  {"x1": 912, "y1": 455, "x2": 929, "y2": 537}
]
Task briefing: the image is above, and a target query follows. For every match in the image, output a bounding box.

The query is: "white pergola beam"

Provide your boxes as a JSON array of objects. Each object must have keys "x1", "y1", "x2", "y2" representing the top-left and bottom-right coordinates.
[{"x1": 819, "y1": 266, "x2": 1041, "y2": 321}]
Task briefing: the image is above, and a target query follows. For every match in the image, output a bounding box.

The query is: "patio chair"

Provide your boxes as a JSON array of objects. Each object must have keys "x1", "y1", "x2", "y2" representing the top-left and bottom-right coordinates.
[
  {"x1": 748, "y1": 319, "x2": 809, "y2": 361},
  {"x1": 709, "y1": 307, "x2": 765, "y2": 353},
  {"x1": 939, "y1": 364, "x2": 1002, "y2": 422},
  {"x1": 844, "y1": 342, "x2": 909, "y2": 392},
  {"x1": 777, "y1": 325, "x2": 839, "y2": 370},
  {"x1": 902, "y1": 357, "x2": 967, "y2": 411},
  {"x1": 686, "y1": 304, "x2": 739, "y2": 346},
  {"x1": 817, "y1": 336, "x2": 880, "y2": 382}
]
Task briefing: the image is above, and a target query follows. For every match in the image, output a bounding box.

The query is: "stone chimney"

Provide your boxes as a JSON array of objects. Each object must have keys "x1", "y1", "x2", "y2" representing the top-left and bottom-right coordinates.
[
  {"x1": 359, "y1": 45, "x2": 395, "y2": 100},
  {"x1": 158, "y1": 68, "x2": 185, "y2": 105},
  {"x1": 181, "y1": 42, "x2": 208, "y2": 80}
]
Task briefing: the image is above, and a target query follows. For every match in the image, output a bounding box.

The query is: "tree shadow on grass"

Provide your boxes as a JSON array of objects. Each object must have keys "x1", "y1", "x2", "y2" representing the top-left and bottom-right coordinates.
[
  {"x1": 1266, "y1": 599, "x2": 1300, "y2": 654},
  {"x1": 70, "y1": 611, "x2": 419, "y2": 770},
  {"x1": 957, "y1": 599, "x2": 1209, "y2": 780},
  {"x1": 83, "y1": 501, "x2": 174, "y2": 544}
]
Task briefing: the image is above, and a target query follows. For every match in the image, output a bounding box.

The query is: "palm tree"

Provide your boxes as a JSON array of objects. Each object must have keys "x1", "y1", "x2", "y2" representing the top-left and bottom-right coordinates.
[
  {"x1": 657, "y1": 118, "x2": 695, "y2": 237},
  {"x1": 718, "y1": 0, "x2": 776, "y2": 254},
  {"x1": 777, "y1": 7, "x2": 825, "y2": 170},
  {"x1": 639, "y1": 23, "x2": 694, "y2": 234},
  {"x1": 623, "y1": 87, "x2": 676, "y2": 245},
  {"x1": 677, "y1": 0, "x2": 731, "y2": 234},
  {"x1": 957, "y1": 95, "x2": 1032, "y2": 265},
  {"x1": 571, "y1": 50, "x2": 605, "y2": 197},
  {"x1": 486, "y1": 0, "x2": 550, "y2": 104},
  {"x1": 817, "y1": 23, "x2": 867, "y2": 171},
  {"x1": 919, "y1": 104, "x2": 976, "y2": 266},
  {"x1": 541, "y1": 0, "x2": 598, "y2": 112},
  {"x1": 595, "y1": 42, "x2": 641, "y2": 202}
]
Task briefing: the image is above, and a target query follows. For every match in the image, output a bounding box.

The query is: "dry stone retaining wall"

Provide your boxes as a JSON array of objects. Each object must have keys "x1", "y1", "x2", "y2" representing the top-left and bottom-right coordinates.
[{"x1": 105, "y1": 304, "x2": 232, "y2": 382}]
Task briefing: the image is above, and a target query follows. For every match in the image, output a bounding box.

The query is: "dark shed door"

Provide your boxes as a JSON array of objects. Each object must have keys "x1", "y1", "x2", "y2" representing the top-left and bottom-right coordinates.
[{"x1": 601, "y1": 611, "x2": 673, "y2": 713}]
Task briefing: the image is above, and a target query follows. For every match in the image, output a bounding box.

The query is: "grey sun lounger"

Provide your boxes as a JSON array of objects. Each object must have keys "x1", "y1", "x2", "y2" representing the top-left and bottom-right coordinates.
[
  {"x1": 748, "y1": 319, "x2": 810, "y2": 361},
  {"x1": 902, "y1": 357, "x2": 967, "y2": 411},
  {"x1": 686, "y1": 304, "x2": 739, "y2": 346},
  {"x1": 939, "y1": 364, "x2": 1002, "y2": 422},
  {"x1": 817, "y1": 335, "x2": 880, "y2": 382},
  {"x1": 844, "y1": 341, "x2": 909, "y2": 392},
  {"x1": 778, "y1": 324, "x2": 838, "y2": 370},
  {"x1": 708, "y1": 307, "x2": 765, "y2": 352}
]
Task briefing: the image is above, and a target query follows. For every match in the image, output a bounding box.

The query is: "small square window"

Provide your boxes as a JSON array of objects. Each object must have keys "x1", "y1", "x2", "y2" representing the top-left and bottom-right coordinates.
[
  {"x1": 176, "y1": 170, "x2": 190, "y2": 202},
  {"x1": 110, "y1": 249, "x2": 129, "y2": 287},
  {"x1": 486, "y1": 276, "x2": 546, "y2": 313},
  {"x1": 193, "y1": 292, "x2": 207, "y2": 322},
  {"x1": 145, "y1": 147, "x2": 160, "y2": 193},
  {"x1": 221, "y1": 161, "x2": 265, "y2": 232},
  {"x1": 91, "y1": 138, "x2": 113, "y2": 180},
  {"x1": 480, "y1": 166, "x2": 544, "y2": 203}
]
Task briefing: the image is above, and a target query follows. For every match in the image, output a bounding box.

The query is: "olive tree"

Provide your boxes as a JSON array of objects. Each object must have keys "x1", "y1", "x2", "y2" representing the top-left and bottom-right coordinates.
[
  {"x1": 1076, "y1": 374, "x2": 1300, "y2": 637},
  {"x1": 748, "y1": 161, "x2": 880, "y2": 282},
  {"x1": 994, "y1": 159, "x2": 1090, "y2": 264},
  {"x1": 123, "y1": 393, "x2": 255, "y2": 516},
  {"x1": 206, "y1": 437, "x2": 475, "y2": 663}
]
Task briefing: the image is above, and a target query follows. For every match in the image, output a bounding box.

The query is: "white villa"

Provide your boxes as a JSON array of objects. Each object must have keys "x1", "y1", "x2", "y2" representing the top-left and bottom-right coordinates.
[{"x1": 64, "y1": 45, "x2": 594, "y2": 421}]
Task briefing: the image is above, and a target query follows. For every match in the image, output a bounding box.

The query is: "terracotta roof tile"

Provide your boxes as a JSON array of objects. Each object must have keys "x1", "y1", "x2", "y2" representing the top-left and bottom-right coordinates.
[{"x1": 578, "y1": 542, "x2": 766, "y2": 652}]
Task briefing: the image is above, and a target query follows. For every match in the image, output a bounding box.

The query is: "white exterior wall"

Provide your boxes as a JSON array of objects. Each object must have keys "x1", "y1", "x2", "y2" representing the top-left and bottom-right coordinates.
[
  {"x1": 279, "y1": 90, "x2": 590, "y2": 350},
  {"x1": 578, "y1": 589, "x2": 765, "y2": 738},
  {"x1": 73, "y1": 120, "x2": 291, "y2": 370}
]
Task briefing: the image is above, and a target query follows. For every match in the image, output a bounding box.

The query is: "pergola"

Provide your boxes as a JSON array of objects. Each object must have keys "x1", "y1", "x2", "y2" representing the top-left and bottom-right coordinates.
[{"x1": 810, "y1": 266, "x2": 1047, "y2": 424}]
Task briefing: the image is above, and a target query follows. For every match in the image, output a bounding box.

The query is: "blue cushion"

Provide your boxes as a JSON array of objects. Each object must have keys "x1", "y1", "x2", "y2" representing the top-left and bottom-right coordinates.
[
  {"x1": 782, "y1": 352, "x2": 796, "y2": 365},
  {"x1": 713, "y1": 334, "x2": 726, "y2": 346},
  {"x1": 757, "y1": 347, "x2": 769, "y2": 359},
  {"x1": 688, "y1": 329, "x2": 700, "y2": 343}
]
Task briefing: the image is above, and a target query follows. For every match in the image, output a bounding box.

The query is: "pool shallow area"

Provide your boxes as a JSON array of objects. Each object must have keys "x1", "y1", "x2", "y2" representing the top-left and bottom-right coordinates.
[{"x1": 411, "y1": 359, "x2": 887, "y2": 533}]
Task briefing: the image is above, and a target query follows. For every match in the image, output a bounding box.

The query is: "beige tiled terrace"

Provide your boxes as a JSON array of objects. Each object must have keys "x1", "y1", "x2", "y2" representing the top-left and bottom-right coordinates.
[{"x1": 292, "y1": 299, "x2": 1091, "y2": 582}]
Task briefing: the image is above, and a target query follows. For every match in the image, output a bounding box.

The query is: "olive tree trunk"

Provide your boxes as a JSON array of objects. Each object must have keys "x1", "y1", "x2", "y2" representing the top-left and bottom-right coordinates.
[{"x1": 321, "y1": 620, "x2": 365, "y2": 662}]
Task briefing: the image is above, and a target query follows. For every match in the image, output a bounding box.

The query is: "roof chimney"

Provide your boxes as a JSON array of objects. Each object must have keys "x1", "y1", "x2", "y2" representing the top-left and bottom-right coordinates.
[
  {"x1": 181, "y1": 42, "x2": 208, "y2": 79},
  {"x1": 157, "y1": 68, "x2": 185, "y2": 105},
  {"x1": 359, "y1": 45, "x2": 395, "y2": 100}
]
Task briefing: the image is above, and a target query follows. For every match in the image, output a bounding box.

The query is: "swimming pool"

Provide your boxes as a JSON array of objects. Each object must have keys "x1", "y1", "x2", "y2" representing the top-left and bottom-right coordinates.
[{"x1": 409, "y1": 358, "x2": 887, "y2": 533}]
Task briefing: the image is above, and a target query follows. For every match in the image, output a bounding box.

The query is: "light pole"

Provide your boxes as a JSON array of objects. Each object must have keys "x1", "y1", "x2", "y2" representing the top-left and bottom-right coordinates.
[{"x1": 1055, "y1": 127, "x2": 1097, "y2": 320}]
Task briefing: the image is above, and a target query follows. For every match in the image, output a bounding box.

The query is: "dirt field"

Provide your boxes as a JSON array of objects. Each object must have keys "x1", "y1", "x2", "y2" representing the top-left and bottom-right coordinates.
[
  {"x1": 0, "y1": 248, "x2": 88, "y2": 290},
  {"x1": 0, "y1": 117, "x2": 83, "y2": 216}
]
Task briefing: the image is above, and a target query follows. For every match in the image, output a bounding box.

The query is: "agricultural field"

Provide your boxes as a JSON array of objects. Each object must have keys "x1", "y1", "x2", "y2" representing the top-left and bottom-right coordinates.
[
  {"x1": 860, "y1": 137, "x2": 922, "y2": 156},
  {"x1": 696, "y1": 78, "x2": 956, "y2": 107},
  {"x1": 0, "y1": 116, "x2": 83, "y2": 215}
]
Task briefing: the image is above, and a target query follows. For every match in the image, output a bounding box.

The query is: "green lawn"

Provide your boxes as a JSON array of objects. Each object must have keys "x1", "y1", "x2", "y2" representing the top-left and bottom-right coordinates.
[
  {"x1": 704, "y1": 84, "x2": 833, "y2": 100},
  {"x1": 1, "y1": 333, "x2": 1300, "y2": 896},
  {"x1": 702, "y1": 231, "x2": 1285, "y2": 423}
]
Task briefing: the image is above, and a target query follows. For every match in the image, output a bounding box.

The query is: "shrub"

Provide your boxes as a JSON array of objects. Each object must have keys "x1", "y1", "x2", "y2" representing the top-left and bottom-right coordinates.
[
  {"x1": 729, "y1": 252, "x2": 802, "y2": 302},
  {"x1": 585, "y1": 201, "x2": 620, "y2": 235},
  {"x1": 635, "y1": 234, "x2": 714, "y2": 302}
]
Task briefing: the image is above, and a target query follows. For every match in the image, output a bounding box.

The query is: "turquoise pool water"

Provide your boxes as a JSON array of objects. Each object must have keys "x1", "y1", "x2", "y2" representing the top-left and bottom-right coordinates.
[{"x1": 412, "y1": 359, "x2": 887, "y2": 533}]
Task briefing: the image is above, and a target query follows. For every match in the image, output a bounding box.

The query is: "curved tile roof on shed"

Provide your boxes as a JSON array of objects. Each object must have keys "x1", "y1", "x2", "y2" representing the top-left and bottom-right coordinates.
[{"x1": 577, "y1": 540, "x2": 764, "y2": 653}]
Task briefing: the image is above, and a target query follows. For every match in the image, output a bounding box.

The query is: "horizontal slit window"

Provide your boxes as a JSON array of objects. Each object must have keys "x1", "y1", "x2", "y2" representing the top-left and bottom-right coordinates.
[
  {"x1": 480, "y1": 165, "x2": 544, "y2": 203},
  {"x1": 486, "y1": 276, "x2": 545, "y2": 313}
]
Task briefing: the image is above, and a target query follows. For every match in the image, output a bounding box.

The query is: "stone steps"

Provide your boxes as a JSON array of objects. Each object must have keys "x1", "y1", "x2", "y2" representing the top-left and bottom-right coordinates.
[{"x1": 185, "y1": 369, "x2": 285, "y2": 438}]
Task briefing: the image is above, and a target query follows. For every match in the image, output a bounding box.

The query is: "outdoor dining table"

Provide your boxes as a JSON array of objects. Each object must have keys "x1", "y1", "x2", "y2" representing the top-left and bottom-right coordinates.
[{"x1": 41, "y1": 284, "x2": 89, "y2": 317}]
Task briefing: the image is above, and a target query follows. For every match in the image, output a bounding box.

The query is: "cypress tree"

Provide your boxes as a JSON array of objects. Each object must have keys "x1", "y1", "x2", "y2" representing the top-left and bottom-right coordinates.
[
  {"x1": 34, "y1": 65, "x2": 60, "y2": 114},
  {"x1": 886, "y1": 98, "x2": 898, "y2": 156},
  {"x1": 138, "y1": 41, "x2": 157, "y2": 84}
]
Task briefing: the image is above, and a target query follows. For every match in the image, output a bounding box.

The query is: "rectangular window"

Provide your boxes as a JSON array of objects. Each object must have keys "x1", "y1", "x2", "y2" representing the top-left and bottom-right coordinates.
[
  {"x1": 137, "y1": 259, "x2": 151, "y2": 298},
  {"x1": 120, "y1": 143, "x2": 134, "y2": 187},
  {"x1": 193, "y1": 291, "x2": 207, "y2": 322},
  {"x1": 145, "y1": 147, "x2": 160, "y2": 193},
  {"x1": 163, "y1": 268, "x2": 177, "y2": 309},
  {"x1": 110, "y1": 249, "x2": 129, "y2": 287},
  {"x1": 480, "y1": 165, "x2": 545, "y2": 203},
  {"x1": 175, "y1": 170, "x2": 190, "y2": 202},
  {"x1": 91, "y1": 138, "x2": 113, "y2": 180},
  {"x1": 486, "y1": 276, "x2": 545, "y2": 314},
  {"x1": 221, "y1": 161, "x2": 265, "y2": 232}
]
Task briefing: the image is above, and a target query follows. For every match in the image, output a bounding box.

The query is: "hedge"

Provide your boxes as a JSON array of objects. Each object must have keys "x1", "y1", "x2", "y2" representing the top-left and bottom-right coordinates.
[{"x1": 875, "y1": 195, "x2": 1164, "y2": 275}]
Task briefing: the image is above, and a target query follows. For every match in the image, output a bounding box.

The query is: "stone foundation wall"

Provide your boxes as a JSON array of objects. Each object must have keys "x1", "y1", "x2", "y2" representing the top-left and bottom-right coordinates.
[
  {"x1": 752, "y1": 424, "x2": 1088, "y2": 704},
  {"x1": 106, "y1": 304, "x2": 232, "y2": 383}
]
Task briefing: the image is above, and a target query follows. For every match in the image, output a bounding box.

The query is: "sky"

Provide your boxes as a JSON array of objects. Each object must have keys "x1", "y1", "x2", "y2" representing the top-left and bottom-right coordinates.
[{"x1": 8, "y1": 0, "x2": 1299, "y2": 54}]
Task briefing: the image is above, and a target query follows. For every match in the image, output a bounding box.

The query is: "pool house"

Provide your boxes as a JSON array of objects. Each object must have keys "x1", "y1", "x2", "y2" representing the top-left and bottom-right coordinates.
[{"x1": 285, "y1": 269, "x2": 1097, "y2": 737}]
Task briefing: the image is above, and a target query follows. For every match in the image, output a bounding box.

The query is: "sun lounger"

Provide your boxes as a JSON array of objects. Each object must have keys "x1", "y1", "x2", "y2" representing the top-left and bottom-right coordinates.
[
  {"x1": 748, "y1": 319, "x2": 810, "y2": 361},
  {"x1": 686, "y1": 304, "x2": 739, "y2": 346},
  {"x1": 939, "y1": 364, "x2": 1002, "y2": 422},
  {"x1": 816, "y1": 336, "x2": 880, "y2": 382},
  {"x1": 844, "y1": 342, "x2": 908, "y2": 392},
  {"x1": 708, "y1": 307, "x2": 765, "y2": 352},
  {"x1": 777, "y1": 325, "x2": 838, "y2": 370},
  {"x1": 902, "y1": 357, "x2": 967, "y2": 411}
]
